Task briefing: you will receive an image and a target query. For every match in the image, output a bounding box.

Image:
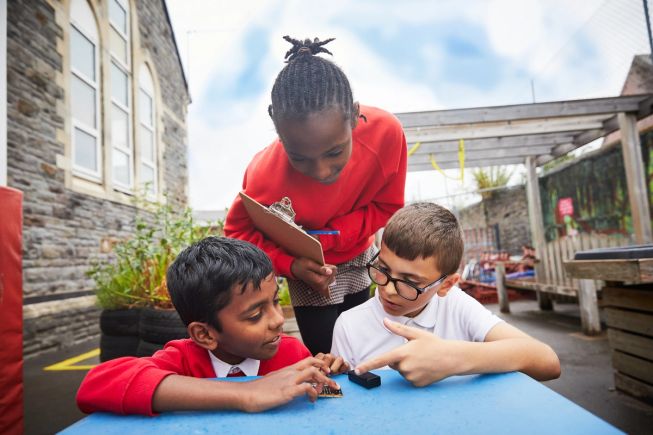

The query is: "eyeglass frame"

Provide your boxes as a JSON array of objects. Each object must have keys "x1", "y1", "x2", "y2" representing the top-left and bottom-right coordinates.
[{"x1": 366, "y1": 252, "x2": 448, "y2": 301}]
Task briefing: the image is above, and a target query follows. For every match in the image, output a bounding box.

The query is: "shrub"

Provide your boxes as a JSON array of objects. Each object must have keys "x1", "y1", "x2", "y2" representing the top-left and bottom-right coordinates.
[{"x1": 88, "y1": 197, "x2": 223, "y2": 310}]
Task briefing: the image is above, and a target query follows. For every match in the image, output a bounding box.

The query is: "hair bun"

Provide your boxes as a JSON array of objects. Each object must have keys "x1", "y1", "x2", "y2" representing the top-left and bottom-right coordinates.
[{"x1": 283, "y1": 35, "x2": 335, "y2": 62}]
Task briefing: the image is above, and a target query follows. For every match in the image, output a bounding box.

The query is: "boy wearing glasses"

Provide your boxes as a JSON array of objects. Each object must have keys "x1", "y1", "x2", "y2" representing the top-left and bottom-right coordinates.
[{"x1": 331, "y1": 203, "x2": 560, "y2": 386}]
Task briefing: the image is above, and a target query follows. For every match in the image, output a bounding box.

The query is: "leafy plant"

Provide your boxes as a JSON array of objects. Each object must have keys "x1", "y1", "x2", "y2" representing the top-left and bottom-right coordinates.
[
  {"x1": 278, "y1": 278, "x2": 292, "y2": 306},
  {"x1": 472, "y1": 166, "x2": 514, "y2": 199},
  {"x1": 88, "y1": 196, "x2": 223, "y2": 310}
]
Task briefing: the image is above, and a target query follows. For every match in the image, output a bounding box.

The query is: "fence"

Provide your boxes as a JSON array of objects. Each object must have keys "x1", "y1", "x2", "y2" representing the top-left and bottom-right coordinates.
[{"x1": 539, "y1": 232, "x2": 634, "y2": 293}]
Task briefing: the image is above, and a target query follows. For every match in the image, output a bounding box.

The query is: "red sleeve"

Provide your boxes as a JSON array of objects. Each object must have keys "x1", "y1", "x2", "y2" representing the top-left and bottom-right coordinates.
[
  {"x1": 224, "y1": 187, "x2": 296, "y2": 278},
  {"x1": 320, "y1": 130, "x2": 407, "y2": 253},
  {"x1": 76, "y1": 341, "x2": 198, "y2": 416}
]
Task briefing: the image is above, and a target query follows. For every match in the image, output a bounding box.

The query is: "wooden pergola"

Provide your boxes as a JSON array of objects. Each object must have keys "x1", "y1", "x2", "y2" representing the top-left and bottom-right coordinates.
[{"x1": 395, "y1": 95, "x2": 653, "y2": 333}]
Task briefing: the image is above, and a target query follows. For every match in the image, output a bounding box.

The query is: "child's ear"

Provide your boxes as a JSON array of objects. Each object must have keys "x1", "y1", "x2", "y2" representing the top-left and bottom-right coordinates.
[
  {"x1": 437, "y1": 273, "x2": 460, "y2": 297},
  {"x1": 187, "y1": 321, "x2": 218, "y2": 351},
  {"x1": 351, "y1": 102, "x2": 360, "y2": 129}
]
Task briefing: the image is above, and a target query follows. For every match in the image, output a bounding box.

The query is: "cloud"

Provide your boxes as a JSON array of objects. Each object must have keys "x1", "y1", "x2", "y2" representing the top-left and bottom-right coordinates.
[{"x1": 166, "y1": 0, "x2": 651, "y2": 210}]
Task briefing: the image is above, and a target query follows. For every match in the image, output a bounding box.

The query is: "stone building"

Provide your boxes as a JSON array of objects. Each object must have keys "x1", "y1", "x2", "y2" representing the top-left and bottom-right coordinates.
[{"x1": 5, "y1": 0, "x2": 190, "y2": 357}]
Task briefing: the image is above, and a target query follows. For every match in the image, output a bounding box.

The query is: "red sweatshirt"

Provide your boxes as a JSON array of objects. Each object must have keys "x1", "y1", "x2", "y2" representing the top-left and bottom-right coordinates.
[
  {"x1": 76, "y1": 335, "x2": 310, "y2": 416},
  {"x1": 224, "y1": 105, "x2": 407, "y2": 278}
]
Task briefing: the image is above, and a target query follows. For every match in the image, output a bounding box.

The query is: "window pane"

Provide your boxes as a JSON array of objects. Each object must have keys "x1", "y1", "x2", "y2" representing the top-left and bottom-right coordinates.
[
  {"x1": 140, "y1": 127, "x2": 154, "y2": 162},
  {"x1": 141, "y1": 164, "x2": 155, "y2": 193},
  {"x1": 109, "y1": 0, "x2": 127, "y2": 34},
  {"x1": 74, "y1": 128, "x2": 97, "y2": 172},
  {"x1": 113, "y1": 149, "x2": 130, "y2": 186},
  {"x1": 71, "y1": 27, "x2": 95, "y2": 80},
  {"x1": 71, "y1": 76, "x2": 96, "y2": 127},
  {"x1": 110, "y1": 28, "x2": 128, "y2": 66},
  {"x1": 111, "y1": 105, "x2": 129, "y2": 151},
  {"x1": 111, "y1": 63, "x2": 128, "y2": 106},
  {"x1": 139, "y1": 90, "x2": 153, "y2": 126}
]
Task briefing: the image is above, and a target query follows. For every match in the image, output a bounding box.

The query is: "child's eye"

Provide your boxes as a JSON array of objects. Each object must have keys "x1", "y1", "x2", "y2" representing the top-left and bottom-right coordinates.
[
  {"x1": 248, "y1": 311, "x2": 263, "y2": 322},
  {"x1": 273, "y1": 297, "x2": 281, "y2": 305},
  {"x1": 326, "y1": 150, "x2": 343, "y2": 158}
]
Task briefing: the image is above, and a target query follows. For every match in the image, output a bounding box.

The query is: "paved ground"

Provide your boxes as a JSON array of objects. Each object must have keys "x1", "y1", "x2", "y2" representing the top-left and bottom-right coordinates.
[{"x1": 23, "y1": 300, "x2": 653, "y2": 434}]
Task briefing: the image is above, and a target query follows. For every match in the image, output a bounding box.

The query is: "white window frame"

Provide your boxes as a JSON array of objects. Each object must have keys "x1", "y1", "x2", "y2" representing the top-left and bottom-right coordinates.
[
  {"x1": 108, "y1": 0, "x2": 133, "y2": 192},
  {"x1": 70, "y1": 14, "x2": 102, "y2": 181},
  {"x1": 138, "y1": 66, "x2": 157, "y2": 198}
]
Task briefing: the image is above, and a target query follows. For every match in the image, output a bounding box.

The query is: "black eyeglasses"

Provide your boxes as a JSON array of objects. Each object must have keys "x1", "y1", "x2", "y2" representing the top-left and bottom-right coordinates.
[{"x1": 366, "y1": 252, "x2": 447, "y2": 301}]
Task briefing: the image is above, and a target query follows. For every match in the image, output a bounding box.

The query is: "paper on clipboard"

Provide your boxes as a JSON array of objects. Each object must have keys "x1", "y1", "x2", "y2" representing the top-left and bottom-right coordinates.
[{"x1": 239, "y1": 192, "x2": 325, "y2": 265}]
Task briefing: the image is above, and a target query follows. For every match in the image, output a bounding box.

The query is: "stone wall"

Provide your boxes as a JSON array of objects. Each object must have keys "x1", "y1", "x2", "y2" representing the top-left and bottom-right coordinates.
[
  {"x1": 7, "y1": 0, "x2": 189, "y2": 358},
  {"x1": 458, "y1": 185, "x2": 531, "y2": 256}
]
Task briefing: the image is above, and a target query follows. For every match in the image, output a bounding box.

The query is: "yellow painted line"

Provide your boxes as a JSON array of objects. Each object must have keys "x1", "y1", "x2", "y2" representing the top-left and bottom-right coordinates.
[{"x1": 44, "y1": 348, "x2": 100, "y2": 371}]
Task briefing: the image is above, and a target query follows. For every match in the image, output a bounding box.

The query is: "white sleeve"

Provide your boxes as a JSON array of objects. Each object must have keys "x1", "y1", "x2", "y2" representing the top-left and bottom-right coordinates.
[
  {"x1": 330, "y1": 314, "x2": 355, "y2": 367},
  {"x1": 455, "y1": 289, "x2": 503, "y2": 342}
]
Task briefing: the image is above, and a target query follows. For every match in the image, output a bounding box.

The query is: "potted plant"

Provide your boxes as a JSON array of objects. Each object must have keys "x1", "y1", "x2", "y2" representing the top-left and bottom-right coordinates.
[
  {"x1": 278, "y1": 278, "x2": 294, "y2": 319},
  {"x1": 88, "y1": 196, "x2": 223, "y2": 360}
]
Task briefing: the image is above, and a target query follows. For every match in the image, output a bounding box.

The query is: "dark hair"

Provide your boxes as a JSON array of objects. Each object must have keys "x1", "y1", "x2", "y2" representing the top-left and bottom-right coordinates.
[
  {"x1": 166, "y1": 236, "x2": 273, "y2": 331},
  {"x1": 268, "y1": 36, "x2": 355, "y2": 125},
  {"x1": 382, "y1": 203, "x2": 464, "y2": 275}
]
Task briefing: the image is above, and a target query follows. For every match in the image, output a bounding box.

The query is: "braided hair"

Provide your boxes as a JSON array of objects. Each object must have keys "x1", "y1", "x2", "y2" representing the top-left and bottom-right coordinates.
[{"x1": 269, "y1": 36, "x2": 355, "y2": 126}]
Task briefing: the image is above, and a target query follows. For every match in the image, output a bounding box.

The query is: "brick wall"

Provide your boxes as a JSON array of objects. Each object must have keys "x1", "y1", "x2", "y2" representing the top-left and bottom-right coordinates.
[
  {"x1": 458, "y1": 185, "x2": 531, "y2": 256},
  {"x1": 7, "y1": 0, "x2": 189, "y2": 358}
]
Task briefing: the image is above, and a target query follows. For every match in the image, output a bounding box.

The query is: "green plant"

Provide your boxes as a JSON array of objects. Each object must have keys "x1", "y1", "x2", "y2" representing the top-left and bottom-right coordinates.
[
  {"x1": 472, "y1": 166, "x2": 514, "y2": 199},
  {"x1": 88, "y1": 196, "x2": 223, "y2": 310},
  {"x1": 278, "y1": 278, "x2": 292, "y2": 306}
]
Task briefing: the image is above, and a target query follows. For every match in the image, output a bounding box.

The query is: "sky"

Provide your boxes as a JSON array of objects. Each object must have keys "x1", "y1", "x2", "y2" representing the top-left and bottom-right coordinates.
[{"x1": 165, "y1": 0, "x2": 650, "y2": 212}]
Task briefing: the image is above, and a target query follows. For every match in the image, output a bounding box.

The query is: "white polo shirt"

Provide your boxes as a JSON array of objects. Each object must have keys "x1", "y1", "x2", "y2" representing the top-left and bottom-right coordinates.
[{"x1": 331, "y1": 286, "x2": 503, "y2": 368}]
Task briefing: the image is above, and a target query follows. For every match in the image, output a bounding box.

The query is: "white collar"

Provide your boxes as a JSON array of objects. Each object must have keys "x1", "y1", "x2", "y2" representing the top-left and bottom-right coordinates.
[
  {"x1": 208, "y1": 351, "x2": 261, "y2": 378},
  {"x1": 371, "y1": 290, "x2": 439, "y2": 330}
]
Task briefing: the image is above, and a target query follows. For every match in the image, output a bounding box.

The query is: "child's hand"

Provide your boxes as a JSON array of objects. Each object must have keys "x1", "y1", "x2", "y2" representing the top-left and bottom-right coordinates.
[
  {"x1": 315, "y1": 352, "x2": 350, "y2": 375},
  {"x1": 240, "y1": 357, "x2": 339, "y2": 412},
  {"x1": 291, "y1": 258, "x2": 337, "y2": 297},
  {"x1": 354, "y1": 318, "x2": 466, "y2": 387}
]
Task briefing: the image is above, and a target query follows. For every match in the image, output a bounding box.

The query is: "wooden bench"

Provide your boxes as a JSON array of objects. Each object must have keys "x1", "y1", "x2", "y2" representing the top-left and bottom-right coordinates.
[{"x1": 495, "y1": 263, "x2": 601, "y2": 336}]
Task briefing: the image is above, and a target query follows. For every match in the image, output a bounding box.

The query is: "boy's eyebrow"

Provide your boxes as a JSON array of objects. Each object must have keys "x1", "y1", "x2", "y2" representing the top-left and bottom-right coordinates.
[
  {"x1": 377, "y1": 258, "x2": 429, "y2": 282},
  {"x1": 241, "y1": 285, "x2": 280, "y2": 314}
]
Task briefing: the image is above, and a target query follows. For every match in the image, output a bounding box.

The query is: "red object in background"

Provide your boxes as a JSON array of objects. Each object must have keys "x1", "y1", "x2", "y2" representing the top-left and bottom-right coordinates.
[
  {"x1": 557, "y1": 197, "x2": 574, "y2": 217},
  {"x1": 0, "y1": 187, "x2": 24, "y2": 435}
]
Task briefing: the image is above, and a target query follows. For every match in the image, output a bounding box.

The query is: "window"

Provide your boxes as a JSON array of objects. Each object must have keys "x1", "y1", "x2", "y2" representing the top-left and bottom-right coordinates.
[
  {"x1": 67, "y1": 0, "x2": 162, "y2": 201},
  {"x1": 108, "y1": 0, "x2": 132, "y2": 190},
  {"x1": 70, "y1": 0, "x2": 101, "y2": 179},
  {"x1": 138, "y1": 65, "x2": 157, "y2": 196}
]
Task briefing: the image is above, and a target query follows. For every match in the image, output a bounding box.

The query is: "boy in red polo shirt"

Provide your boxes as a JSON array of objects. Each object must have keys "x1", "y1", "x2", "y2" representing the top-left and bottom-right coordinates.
[{"x1": 76, "y1": 237, "x2": 342, "y2": 416}]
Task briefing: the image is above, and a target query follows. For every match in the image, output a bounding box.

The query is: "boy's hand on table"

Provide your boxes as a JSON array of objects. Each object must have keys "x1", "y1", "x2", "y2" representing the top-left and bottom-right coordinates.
[
  {"x1": 315, "y1": 352, "x2": 350, "y2": 375},
  {"x1": 355, "y1": 318, "x2": 469, "y2": 387},
  {"x1": 241, "y1": 357, "x2": 339, "y2": 412},
  {"x1": 291, "y1": 258, "x2": 337, "y2": 297}
]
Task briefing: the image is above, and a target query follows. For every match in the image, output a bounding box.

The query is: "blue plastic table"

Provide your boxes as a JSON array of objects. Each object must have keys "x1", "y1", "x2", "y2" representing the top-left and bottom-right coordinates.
[{"x1": 61, "y1": 371, "x2": 621, "y2": 434}]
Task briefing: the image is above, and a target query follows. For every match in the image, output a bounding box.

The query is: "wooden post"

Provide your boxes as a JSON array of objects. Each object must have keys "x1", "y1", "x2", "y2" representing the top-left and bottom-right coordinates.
[
  {"x1": 577, "y1": 279, "x2": 601, "y2": 336},
  {"x1": 525, "y1": 157, "x2": 553, "y2": 310},
  {"x1": 618, "y1": 112, "x2": 653, "y2": 244},
  {"x1": 495, "y1": 262, "x2": 510, "y2": 313}
]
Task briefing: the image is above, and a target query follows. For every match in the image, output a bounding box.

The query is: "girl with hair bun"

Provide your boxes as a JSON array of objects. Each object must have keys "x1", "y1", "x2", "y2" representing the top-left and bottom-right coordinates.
[{"x1": 224, "y1": 36, "x2": 407, "y2": 355}]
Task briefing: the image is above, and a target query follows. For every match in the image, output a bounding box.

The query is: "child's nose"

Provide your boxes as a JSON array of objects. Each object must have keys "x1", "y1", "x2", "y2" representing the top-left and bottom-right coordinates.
[
  {"x1": 383, "y1": 280, "x2": 399, "y2": 296},
  {"x1": 270, "y1": 307, "x2": 285, "y2": 330},
  {"x1": 312, "y1": 160, "x2": 331, "y2": 181}
]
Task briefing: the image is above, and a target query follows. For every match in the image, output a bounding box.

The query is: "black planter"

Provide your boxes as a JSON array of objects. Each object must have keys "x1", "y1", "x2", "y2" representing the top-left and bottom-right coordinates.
[
  {"x1": 99, "y1": 309, "x2": 141, "y2": 362},
  {"x1": 137, "y1": 307, "x2": 189, "y2": 357}
]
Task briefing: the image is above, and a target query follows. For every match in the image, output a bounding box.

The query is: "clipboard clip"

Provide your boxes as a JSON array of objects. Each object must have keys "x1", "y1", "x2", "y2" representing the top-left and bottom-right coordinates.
[{"x1": 268, "y1": 197, "x2": 300, "y2": 227}]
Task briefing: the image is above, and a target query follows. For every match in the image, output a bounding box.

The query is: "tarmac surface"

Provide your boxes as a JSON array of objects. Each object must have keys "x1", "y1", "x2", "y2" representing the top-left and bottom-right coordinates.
[{"x1": 23, "y1": 300, "x2": 653, "y2": 435}]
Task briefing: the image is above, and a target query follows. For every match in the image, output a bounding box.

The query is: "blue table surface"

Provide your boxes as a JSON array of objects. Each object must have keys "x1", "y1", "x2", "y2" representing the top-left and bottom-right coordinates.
[{"x1": 60, "y1": 371, "x2": 622, "y2": 435}]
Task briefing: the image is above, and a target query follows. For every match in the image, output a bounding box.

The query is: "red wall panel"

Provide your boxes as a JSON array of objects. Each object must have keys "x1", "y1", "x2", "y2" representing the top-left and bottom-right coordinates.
[{"x1": 0, "y1": 186, "x2": 24, "y2": 435}]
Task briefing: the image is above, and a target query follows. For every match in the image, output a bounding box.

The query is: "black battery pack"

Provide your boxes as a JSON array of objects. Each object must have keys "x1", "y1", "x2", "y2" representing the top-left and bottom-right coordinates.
[{"x1": 347, "y1": 370, "x2": 381, "y2": 389}]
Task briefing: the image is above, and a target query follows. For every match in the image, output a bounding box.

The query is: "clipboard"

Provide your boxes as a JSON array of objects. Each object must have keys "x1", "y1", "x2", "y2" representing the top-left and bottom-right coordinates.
[{"x1": 239, "y1": 192, "x2": 325, "y2": 265}]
